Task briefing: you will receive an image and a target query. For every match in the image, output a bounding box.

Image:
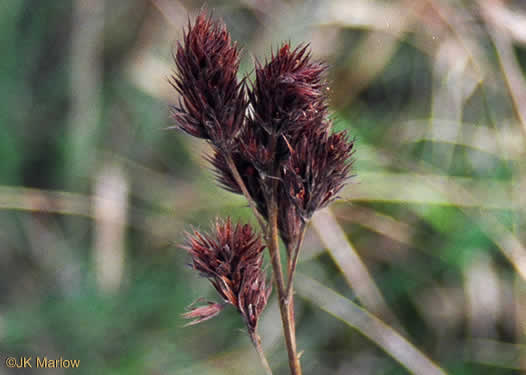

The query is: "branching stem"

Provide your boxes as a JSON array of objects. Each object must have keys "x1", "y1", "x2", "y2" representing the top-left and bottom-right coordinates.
[{"x1": 267, "y1": 194, "x2": 302, "y2": 375}]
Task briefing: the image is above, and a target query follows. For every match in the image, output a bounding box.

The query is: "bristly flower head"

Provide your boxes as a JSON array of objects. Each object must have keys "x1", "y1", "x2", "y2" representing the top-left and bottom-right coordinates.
[
  {"x1": 283, "y1": 129, "x2": 354, "y2": 221},
  {"x1": 201, "y1": 41, "x2": 354, "y2": 246},
  {"x1": 171, "y1": 11, "x2": 355, "y2": 262},
  {"x1": 248, "y1": 43, "x2": 329, "y2": 138},
  {"x1": 170, "y1": 11, "x2": 246, "y2": 151},
  {"x1": 183, "y1": 218, "x2": 271, "y2": 333}
]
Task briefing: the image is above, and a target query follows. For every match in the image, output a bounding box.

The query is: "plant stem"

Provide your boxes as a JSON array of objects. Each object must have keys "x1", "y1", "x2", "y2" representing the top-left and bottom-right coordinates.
[
  {"x1": 286, "y1": 224, "x2": 307, "y2": 300},
  {"x1": 267, "y1": 195, "x2": 302, "y2": 375},
  {"x1": 225, "y1": 153, "x2": 267, "y2": 231},
  {"x1": 283, "y1": 224, "x2": 306, "y2": 347},
  {"x1": 226, "y1": 148, "x2": 301, "y2": 374},
  {"x1": 250, "y1": 331, "x2": 274, "y2": 375}
]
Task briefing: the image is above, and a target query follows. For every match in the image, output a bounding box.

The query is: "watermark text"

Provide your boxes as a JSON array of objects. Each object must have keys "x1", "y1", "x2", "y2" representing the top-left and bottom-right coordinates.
[{"x1": 5, "y1": 356, "x2": 80, "y2": 369}]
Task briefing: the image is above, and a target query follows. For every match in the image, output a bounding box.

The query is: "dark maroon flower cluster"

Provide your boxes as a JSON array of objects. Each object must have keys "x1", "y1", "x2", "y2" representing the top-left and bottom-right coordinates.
[
  {"x1": 170, "y1": 12, "x2": 246, "y2": 151},
  {"x1": 174, "y1": 12, "x2": 354, "y2": 339},
  {"x1": 183, "y1": 219, "x2": 271, "y2": 333},
  {"x1": 171, "y1": 12, "x2": 354, "y2": 249},
  {"x1": 208, "y1": 46, "x2": 353, "y2": 246}
]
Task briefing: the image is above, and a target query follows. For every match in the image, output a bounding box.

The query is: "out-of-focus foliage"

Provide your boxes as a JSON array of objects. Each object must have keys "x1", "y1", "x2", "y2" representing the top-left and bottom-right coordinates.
[{"x1": 1, "y1": 0, "x2": 525, "y2": 374}]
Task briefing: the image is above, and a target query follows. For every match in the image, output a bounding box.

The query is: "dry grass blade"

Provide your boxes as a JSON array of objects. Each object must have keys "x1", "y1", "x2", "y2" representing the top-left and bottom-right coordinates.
[
  {"x1": 515, "y1": 277, "x2": 526, "y2": 370},
  {"x1": 312, "y1": 208, "x2": 400, "y2": 327},
  {"x1": 0, "y1": 184, "x2": 184, "y2": 244},
  {"x1": 400, "y1": 119, "x2": 524, "y2": 160},
  {"x1": 482, "y1": 1, "x2": 526, "y2": 135},
  {"x1": 465, "y1": 338, "x2": 526, "y2": 370},
  {"x1": 296, "y1": 274, "x2": 449, "y2": 375},
  {"x1": 0, "y1": 185, "x2": 92, "y2": 216},
  {"x1": 320, "y1": 0, "x2": 418, "y2": 107},
  {"x1": 474, "y1": 213, "x2": 526, "y2": 281},
  {"x1": 343, "y1": 172, "x2": 517, "y2": 210},
  {"x1": 333, "y1": 204, "x2": 415, "y2": 246},
  {"x1": 93, "y1": 164, "x2": 129, "y2": 293},
  {"x1": 149, "y1": 0, "x2": 187, "y2": 27},
  {"x1": 69, "y1": 0, "x2": 104, "y2": 177},
  {"x1": 485, "y1": 2, "x2": 526, "y2": 44},
  {"x1": 320, "y1": 0, "x2": 407, "y2": 33}
]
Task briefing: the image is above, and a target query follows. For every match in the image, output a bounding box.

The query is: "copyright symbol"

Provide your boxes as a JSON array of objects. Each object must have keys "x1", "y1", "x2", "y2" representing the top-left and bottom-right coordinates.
[{"x1": 5, "y1": 357, "x2": 16, "y2": 368}]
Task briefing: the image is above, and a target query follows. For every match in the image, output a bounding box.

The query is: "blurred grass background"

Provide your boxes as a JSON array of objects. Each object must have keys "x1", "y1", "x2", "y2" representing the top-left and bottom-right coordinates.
[{"x1": 0, "y1": 0, "x2": 525, "y2": 374}]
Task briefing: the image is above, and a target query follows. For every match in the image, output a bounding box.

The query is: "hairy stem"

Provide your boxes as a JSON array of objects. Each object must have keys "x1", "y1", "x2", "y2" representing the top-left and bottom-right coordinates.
[
  {"x1": 267, "y1": 195, "x2": 302, "y2": 375},
  {"x1": 250, "y1": 331, "x2": 273, "y2": 375}
]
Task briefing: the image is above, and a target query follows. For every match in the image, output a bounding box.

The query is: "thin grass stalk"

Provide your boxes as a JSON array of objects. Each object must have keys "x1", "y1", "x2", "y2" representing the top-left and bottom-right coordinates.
[
  {"x1": 249, "y1": 332, "x2": 273, "y2": 375},
  {"x1": 286, "y1": 224, "x2": 307, "y2": 300}
]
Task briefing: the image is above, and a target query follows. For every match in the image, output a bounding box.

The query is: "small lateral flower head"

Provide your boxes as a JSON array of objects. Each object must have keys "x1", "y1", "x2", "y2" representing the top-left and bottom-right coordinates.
[
  {"x1": 170, "y1": 11, "x2": 246, "y2": 151},
  {"x1": 283, "y1": 129, "x2": 354, "y2": 221},
  {"x1": 183, "y1": 218, "x2": 271, "y2": 333}
]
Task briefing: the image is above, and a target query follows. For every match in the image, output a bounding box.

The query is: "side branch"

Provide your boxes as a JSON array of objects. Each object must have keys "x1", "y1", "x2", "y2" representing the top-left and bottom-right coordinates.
[{"x1": 286, "y1": 224, "x2": 307, "y2": 301}]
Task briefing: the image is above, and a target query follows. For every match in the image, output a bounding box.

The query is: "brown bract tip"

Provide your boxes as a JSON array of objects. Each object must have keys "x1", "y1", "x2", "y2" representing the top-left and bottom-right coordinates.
[{"x1": 183, "y1": 301, "x2": 224, "y2": 326}]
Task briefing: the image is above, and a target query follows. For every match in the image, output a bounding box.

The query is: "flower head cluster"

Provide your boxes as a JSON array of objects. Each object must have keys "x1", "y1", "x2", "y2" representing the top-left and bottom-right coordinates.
[
  {"x1": 174, "y1": 11, "x2": 354, "y2": 320},
  {"x1": 171, "y1": 12, "x2": 354, "y2": 247},
  {"x1": 182, "y1": 219, "x2": 271, "y2": 333}
]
